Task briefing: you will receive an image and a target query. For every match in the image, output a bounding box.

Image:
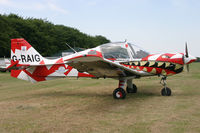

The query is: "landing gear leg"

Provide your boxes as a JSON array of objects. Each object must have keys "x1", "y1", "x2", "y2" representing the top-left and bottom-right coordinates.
[
  {"x1": 126, "y1": 79, "x2": 137, "y2": 93},
  {"x1": 160, "y1": 76, "x2": 171, "y2": 96},
  {"x1": 113, "y1": 79, "x2": 127, "y2": 99}
]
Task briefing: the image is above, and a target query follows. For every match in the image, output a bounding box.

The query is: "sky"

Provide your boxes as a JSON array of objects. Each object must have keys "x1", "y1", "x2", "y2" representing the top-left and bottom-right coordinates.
[{"x1": 0, "y1": 0, "x2": 200, "y2": 57}]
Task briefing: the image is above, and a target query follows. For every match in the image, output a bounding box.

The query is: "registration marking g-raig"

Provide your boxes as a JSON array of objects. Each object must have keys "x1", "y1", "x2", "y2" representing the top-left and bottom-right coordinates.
[{"x1": 12, "y1": 54, "x2": 41, "y2": 63}]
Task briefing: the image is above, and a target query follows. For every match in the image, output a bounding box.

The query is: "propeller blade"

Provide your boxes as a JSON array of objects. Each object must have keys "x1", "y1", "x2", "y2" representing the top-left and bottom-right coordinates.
[
  {"x1": 187, "y1": 64, "x2": 189, "y2": 72},
  {"x1": 185, "y1": 42, "x2": 189, "y2": 58}
]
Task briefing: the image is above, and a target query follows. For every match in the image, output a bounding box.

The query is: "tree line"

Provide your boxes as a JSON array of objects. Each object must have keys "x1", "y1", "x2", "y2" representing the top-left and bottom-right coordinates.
[
  {"x1": 0, "y1": 14, "x2": 110, "y2": 57},
  {"x1": 196, "y1": 57, "x2": 200, "y2": 62}
]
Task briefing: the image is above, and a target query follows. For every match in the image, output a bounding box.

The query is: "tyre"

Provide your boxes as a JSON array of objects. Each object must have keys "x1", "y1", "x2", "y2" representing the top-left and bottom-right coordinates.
[
  {"x1": 113, "y1": 88, "x2": 126, "y2": 99},
  {"x1": 161, "y1": 87, "x2": 171, "y2": 96},
  {"x1": 126, "y1": 84, "x2": 137, "y2": 93}
]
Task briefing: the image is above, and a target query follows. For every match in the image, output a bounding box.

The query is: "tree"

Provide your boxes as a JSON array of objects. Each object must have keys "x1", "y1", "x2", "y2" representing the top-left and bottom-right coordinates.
[{"x1": 0, "y1": 14, "x2": 110, "y2": 57}]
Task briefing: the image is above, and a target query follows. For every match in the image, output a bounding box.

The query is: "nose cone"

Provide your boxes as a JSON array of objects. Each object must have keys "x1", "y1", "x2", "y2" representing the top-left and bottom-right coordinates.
[{"x1": 184, "y1": 54, "x2": 197, "y2": 64}]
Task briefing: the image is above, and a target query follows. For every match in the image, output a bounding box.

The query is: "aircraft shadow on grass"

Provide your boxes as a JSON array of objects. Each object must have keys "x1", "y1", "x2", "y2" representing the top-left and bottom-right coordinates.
[{"x1": 30, "y1": 87, "x2": 160, "y2": 100}]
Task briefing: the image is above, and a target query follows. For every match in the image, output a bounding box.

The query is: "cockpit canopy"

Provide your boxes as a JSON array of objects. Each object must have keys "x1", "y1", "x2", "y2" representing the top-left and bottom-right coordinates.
[{"x1": 100, "y1": 42, "x2": 149, "y2": 61}]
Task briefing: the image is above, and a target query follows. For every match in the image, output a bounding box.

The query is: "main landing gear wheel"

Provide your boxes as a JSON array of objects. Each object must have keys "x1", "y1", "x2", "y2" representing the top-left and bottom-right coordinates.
[
  {"x1": 126, "y1": 84, "x2": 137, "y2": 93},
  {"x1": 161, "y1": 87, "x2": 171, "y2": 96},
  {"x1": 113, "y1": 88, "x2": 126, "y2": 99}
]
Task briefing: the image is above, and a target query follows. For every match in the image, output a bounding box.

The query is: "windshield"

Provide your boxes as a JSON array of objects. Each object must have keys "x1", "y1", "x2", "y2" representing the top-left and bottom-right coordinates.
[
  {"x1": 128, "y1": 43, "x2": 150, "y2": 59},
  {"x1": 100, "y1": 42, "x2": 150, "y2": 60},
  {"x1": 100, "y1": 43, "x2": 130, "y2": 60}
]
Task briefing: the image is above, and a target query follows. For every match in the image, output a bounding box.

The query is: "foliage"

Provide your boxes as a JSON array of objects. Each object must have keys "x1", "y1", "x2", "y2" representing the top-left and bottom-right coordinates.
[
  {"x1": 196, "y1": 57, "x2": 200, "y2": 62},
  {"x1": 0, "y1": 14, "x2": 110, "y2": 57}
]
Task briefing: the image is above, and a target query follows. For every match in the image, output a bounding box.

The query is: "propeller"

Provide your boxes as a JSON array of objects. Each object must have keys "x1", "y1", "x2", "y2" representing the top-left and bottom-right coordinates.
[
  {"x1": 185, "y1": 42, "x2": 189, "y2": 72},
  {"x1": 185, "y1": 42, "x2": 188, "y2": 57},
  {"x1": 186, "y1": 63, "x2": 189, "y2": 72},
  {"x1": 183, "y1": 42, "x2": 196, "y2": 72}
]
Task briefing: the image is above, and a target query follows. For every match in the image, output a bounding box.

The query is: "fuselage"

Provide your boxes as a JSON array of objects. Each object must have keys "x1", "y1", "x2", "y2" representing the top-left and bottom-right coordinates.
[
  {"x1": 9, "y1": 39, "x2": 196, "y2": 83},
  {"x1": 63, "y1": 42, "x2": 196, "y2": 78}
]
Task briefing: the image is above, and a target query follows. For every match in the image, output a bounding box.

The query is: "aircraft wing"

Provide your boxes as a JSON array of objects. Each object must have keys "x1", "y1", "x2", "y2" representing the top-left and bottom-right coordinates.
[{"x1": 66, "y1": 55, "x2": 147, "y2": 78}]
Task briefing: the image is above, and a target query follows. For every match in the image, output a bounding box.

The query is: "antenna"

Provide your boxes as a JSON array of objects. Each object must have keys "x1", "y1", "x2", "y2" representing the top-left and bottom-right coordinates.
[{"x1": 66, "y1": 43, "x2": 77, "y2": 53}]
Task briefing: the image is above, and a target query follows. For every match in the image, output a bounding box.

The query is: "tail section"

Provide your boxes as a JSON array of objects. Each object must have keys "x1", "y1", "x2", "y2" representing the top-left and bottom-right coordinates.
[
  {"x1": 11, "y1": 38, "x2": 44, "y2": 66},
  {"x1": 9, "y1": 38, "x2": 94, "y2": 83}
]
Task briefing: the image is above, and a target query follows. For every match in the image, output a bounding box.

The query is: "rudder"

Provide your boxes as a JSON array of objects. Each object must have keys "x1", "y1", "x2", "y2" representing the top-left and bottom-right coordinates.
[{"x1": 11, "y1": 38, "x2": 44, "y2": 66}]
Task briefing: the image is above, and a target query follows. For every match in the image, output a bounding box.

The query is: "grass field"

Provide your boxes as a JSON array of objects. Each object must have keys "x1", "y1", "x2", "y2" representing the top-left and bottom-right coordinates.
[{"x1": 0, "y1": 63, "x2": 200, "y2": 133}]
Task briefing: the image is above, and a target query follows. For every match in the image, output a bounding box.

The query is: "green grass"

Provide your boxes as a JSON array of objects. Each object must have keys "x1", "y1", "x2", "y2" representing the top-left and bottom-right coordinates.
[{"x1": 0, "y1": 63, "x2": 200, "y2": 133}]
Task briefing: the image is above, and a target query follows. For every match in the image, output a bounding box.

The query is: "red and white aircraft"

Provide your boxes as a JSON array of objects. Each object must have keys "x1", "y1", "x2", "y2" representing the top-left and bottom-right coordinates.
[{"x1": 7, "y1": 38, "x2": 196, "y2": 99}]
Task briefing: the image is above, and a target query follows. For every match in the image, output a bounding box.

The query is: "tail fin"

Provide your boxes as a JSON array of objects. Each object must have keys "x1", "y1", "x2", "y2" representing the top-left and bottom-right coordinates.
[{"x1": 11, "y1": 38, "x2": 44, "y2": 66}]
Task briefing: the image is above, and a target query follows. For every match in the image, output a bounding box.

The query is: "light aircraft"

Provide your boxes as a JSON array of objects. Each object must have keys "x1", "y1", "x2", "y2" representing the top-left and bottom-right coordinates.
[
  {"x1": 7, "y1": 38, "x2": 196, "y2": 99},
  {"x1": 0, "y1": 58, "x2": 10, "y2": 72}
]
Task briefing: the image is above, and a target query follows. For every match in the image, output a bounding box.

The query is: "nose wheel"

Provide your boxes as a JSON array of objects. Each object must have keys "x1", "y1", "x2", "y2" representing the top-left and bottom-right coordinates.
[
  {"x1": 161, "y1": 87, "x2": 171, "y2": 96},
  {"x1": 160, "y1": 76, "x2": 171, "y2": 96}
]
